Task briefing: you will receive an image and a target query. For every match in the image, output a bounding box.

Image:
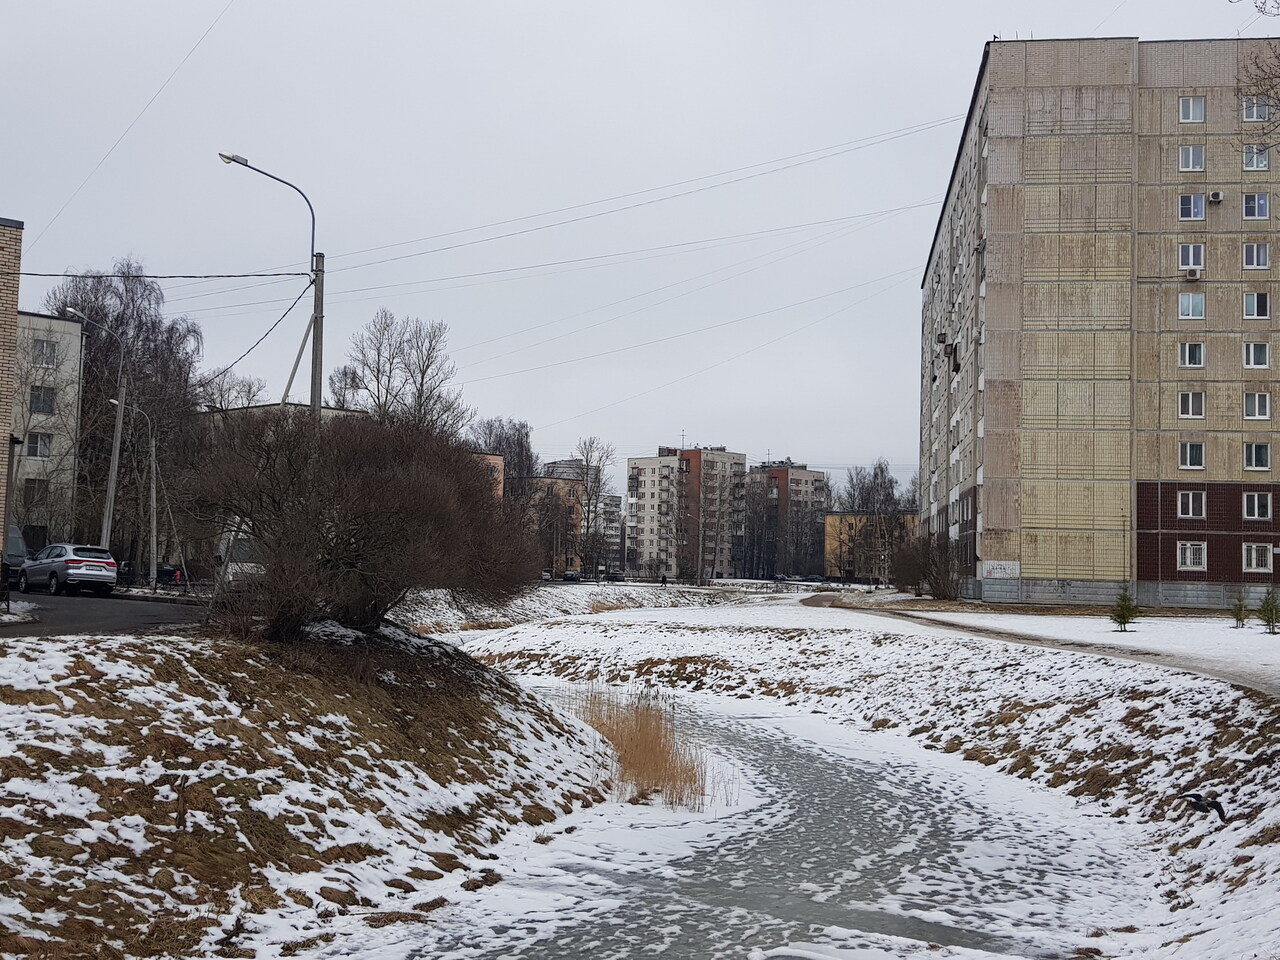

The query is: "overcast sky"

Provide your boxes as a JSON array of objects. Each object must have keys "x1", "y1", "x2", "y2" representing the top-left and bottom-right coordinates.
[{"x1": 4, "y1": 1, "x2": 1273, "y2": 485}]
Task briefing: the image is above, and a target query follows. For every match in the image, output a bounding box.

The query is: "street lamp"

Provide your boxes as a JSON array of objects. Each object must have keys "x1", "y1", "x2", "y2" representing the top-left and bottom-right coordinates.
[
  {"x1": 218, "y1": 152, "x2": 324, "y2": 420},
  {"x1": 66, "y1": 307, "x2": 126, "y2": 549},
  {"x1": 109, "y1": 399, "x2": 156, "y2": 591}
]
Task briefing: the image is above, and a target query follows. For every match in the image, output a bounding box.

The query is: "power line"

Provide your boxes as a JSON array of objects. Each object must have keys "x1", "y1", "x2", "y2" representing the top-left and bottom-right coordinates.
[
  {"x1": 23, "y1": 0, "x2": 238, "y2": 255},
  {"x1": 465, "y1": 265, "x2": 919, "y2": 388},
  {"x1": 7, "y1": 271, "x2": 309, "y2": 280},
  {"x1": 535, "y1": 270, "x2": 919, "y2": 431},
  {"x1": 194, "y1": 281, "x2": 312, "y2": 388}
]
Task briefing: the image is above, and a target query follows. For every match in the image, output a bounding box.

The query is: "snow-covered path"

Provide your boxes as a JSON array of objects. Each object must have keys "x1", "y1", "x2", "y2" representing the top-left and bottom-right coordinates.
[{"x1": 392, "y1": 688, "x2": 1156, "y2": 960}]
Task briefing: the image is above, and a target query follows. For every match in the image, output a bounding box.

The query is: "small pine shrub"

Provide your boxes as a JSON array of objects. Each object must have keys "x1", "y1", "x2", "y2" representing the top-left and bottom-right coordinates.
[
  {"x1": 1109, "y1": 589, "x2": 1139, "y2": 632},
  {"x1": 1231, "y1": 594, "x2": 1249, "y2": 628},
  {"x1": 1258, "y1": 588, "x2": 1280, "y2": 635}
]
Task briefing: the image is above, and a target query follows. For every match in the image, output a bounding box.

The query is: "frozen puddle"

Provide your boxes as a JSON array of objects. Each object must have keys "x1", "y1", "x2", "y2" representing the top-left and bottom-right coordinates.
[{"x1": 395, "y1": 687, "x2": 1156, "y2": 960}]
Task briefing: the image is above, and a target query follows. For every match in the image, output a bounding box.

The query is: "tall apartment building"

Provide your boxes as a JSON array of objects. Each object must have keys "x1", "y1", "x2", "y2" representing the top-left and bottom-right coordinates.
[
  {"x1": 626, "y1": 445, "x2": 746, "y2": 579},
  {"x1": 743, "y1": 459, "x2": 828, "y2": 577},
  {"x1": 13, "y1": 311, "x2": 84, "y2": 549},
  {"x1": 922, "y1": 37, "x2": 1280, "y2": 606}
]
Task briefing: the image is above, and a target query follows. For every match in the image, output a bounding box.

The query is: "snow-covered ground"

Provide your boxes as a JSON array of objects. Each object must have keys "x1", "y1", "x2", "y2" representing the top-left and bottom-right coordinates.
[
  {"x1": 0, "y1": 599, "x2": 37, "y2": 623},
  {"x1": 457, "y1": 596, "x2": 1280, "y2": 960}
]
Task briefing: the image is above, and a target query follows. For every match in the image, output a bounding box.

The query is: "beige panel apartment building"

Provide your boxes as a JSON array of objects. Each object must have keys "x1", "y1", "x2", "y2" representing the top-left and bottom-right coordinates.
[{"x1": 923, "y1": 38, "x2": 1280, "y2": 606}]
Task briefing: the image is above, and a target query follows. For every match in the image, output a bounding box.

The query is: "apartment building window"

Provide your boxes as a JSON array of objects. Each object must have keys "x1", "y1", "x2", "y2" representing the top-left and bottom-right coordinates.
[
  {"x1": 1245, "y1": 193, "x2": 1270, "y2": 219},
  {"x1": 1179, "y1": 244, "x2": 1205, "y2": 270},
  {"x1": 1244, "y1": 96, "x2": 1272, "y2": 122},
  {"x1": 1245, "y1": 242, "x2": 1271, "y2": 268},
  {"x1": 1245, "y1": 342, "x2": 1271, "y2": 367},
  {"x1": 1180, "y1": 441, "x2": 1206, "y2": 469},
  {"x1": 1180, "y1": 96, "x2": 1206, "y2": 122},
  {"x1": 22, "y1": 478, "x2": 48, "y2": 509},
  {"x1": 31, "y1": 339, "x2": 57, "y2": 369},
  {"x1": 1179, "y1": 194, "x2": 1206, "y2": 220},
  {"x1": 1246, "y1": 392, "x2": 1272, "y2": 420},
  {"x1": 29, "y1": 386, "x2": 55, "y2": 415},
  {"x1": 1178, "y1": 490, "x2": 1206, "y2": 518},
  {"x1": 1179, "y1": 391, "x2": 1205, "y2": 418},
  {"x1": 1179, "y1": 341, "x2": 1205, "y2": 367},
  {"x1": 1179, "y1": 292, "x2": 1205, "y2": 318},
  {"x1": 1246, "y1": 442, "x2": 1271, "y2": 470},
  {"x1": 1246, "y1": 492, "x2": 1273, "y2": 519},
  {"x1": 1246, "y1": 293, "x2": 1271, "y2": 319},
  {"x1": 1244, "y1": 543, "x2": 1274, "y2": 572},
  {"x1": 24, "y1": 433, "x2": 52, "y2": 458},
  {"x1": 1178, "y1": 541, "x2": 1208, "y2": 570},
  {"x1": 1245, "y1": 145, "x2": 1271, "y2": 170},
  {"x1": 1179, "y1": 145, "x2": 1206, "y2": 171}
]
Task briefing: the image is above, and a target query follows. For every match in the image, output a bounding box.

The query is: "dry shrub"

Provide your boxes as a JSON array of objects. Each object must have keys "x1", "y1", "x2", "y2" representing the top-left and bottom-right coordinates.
[{"x1": 570, "y1": 687, "x2": 707, "y2": 810}]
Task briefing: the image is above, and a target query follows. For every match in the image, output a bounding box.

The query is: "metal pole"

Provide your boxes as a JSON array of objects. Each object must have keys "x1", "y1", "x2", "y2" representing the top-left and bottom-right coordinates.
[
  {"x1": 2, "y1": 435, "x2": 20, "y2": 611},
  {"x1": 101, "y1": 369, "x2": 126, "y2": 549},
  {"x1": 148, "y1": 427, "x2": 157, "y2": 592},
  {"x1": 310, "y1": 252, "x2": 324, "y2": 419}
]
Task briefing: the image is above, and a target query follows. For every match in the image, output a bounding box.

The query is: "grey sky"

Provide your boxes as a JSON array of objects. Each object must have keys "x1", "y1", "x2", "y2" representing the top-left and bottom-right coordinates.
[{"x1": 4, "y1": 1, "x2": 1271, "y2": 483}]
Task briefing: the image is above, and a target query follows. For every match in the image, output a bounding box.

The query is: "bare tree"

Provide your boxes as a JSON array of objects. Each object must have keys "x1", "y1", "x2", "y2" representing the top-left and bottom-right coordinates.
[
  {"x1": 1232, "y1": 0, "x2": 1280, "y2": 16},
  {"x1": 571, "y1": 436, "x2": 616, "y2": 578},
  {"x1": 201, "y1": 371, "x2": 267, "y2": 411},
  {"x1": 467, "y1": 417, "x2": 541, "y2": 504},
  {"x1": 332, "y1": 307, "x2": 472, "y2": 435}
]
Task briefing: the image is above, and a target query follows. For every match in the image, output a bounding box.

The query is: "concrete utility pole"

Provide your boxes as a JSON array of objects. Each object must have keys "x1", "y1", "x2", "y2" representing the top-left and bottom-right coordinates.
[{"x1": 218, "y1": 153, "x2": 323, "y2": 420}]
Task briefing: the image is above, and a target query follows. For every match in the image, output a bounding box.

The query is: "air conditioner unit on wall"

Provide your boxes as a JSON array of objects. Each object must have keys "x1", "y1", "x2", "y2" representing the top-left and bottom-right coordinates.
[
  {"x1": 1186, "y1": 267, "x2": 1202, "y2": 281},
  {"x1": 1208, "y1": 191, "x2": 1224, "y2": 203}
]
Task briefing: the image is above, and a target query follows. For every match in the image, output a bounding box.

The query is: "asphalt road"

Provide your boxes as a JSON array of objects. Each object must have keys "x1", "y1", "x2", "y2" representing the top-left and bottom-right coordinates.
[{"x1": 0, "y1": 591, "x2": 205, "y2": 637}]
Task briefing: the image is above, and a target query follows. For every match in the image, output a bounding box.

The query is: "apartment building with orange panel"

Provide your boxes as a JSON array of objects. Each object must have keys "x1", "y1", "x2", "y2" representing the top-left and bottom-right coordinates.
[{"x1": 922, "y1": 37, "x2": 1280, "y2": 606}]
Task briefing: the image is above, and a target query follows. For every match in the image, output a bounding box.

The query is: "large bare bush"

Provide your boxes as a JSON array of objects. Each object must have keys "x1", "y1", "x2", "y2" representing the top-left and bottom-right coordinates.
[{"x1": 194, "y1": 409, "x2": 537, "y2": 641}]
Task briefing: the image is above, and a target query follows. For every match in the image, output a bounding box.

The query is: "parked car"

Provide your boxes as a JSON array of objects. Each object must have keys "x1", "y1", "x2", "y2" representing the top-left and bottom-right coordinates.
[
  {"x1": 540, "y1": 570, "x2": 553, "y2": 581},
  {"x1": 19, "y1": 544, "x2": 118, "y2": 596},
  {"x1": 604, "y1": 571, "x2": 625, "y2": 582},
  {"x1": 4, "y1": 526, "x2": 27, "y2": 588},
  {"x1": 562, "y1": 569, "x2": 582, "y2": 582}
]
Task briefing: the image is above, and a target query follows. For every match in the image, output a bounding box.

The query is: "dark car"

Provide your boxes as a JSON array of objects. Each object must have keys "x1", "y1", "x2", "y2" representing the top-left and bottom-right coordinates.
[{"x1": 4, "y1": 526, "x2": 27, "y2": 589}]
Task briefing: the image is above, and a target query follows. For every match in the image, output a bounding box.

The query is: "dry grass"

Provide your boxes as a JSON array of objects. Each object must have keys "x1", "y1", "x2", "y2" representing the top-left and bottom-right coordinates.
[{"x1": 570, "y1": 687, "x2": 708, "y2": 810}]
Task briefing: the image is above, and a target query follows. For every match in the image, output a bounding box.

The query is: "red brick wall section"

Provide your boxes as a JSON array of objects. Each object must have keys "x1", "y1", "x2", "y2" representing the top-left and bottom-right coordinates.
[{"x1": 1136, "y1": 481, "x2": 1280, "y2": 583}]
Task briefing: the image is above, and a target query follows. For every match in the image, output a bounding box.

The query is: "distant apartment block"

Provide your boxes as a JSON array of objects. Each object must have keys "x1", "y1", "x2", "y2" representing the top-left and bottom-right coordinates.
[
  {"x1": 13, "y1": 311, "x2": 83, "y2": 549},
  {"x1": 743, "y1": 459, "x2": 827, "y2": 577},
  {"x1": 626, "y1": 445, "x2": 746, "y2": 579},
  {"x1": 922, "y1": 37, "x2": 1280, "y2": 606}
]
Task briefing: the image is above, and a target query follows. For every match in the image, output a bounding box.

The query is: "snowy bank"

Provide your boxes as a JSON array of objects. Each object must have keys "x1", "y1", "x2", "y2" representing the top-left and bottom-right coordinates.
[
  {"x1": 0, "y1": 626, "x2": 611, "y2": 958},
  {"x1": 391, "y1": 582, "x2": 735, "y2": 633},
  {"x1": 466, "y1": 599, "x2": 1280, "y2": 960}
]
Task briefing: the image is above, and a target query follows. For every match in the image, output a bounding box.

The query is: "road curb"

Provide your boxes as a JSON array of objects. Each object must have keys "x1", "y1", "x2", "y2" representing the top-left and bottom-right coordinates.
[{"x1": 111, "y1": 591, "x2": 207, "y2": 607}]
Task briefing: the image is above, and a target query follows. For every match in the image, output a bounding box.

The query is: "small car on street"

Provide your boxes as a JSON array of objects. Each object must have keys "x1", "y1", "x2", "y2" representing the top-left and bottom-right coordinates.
[{"x1": 19, "y1": 544, "x2": 118, "y2": 596}]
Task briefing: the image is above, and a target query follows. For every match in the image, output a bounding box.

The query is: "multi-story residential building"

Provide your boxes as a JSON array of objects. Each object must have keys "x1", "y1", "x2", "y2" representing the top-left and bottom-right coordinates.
[
  {"x1": 12, "y1": 311, "x2": 84, "y2": 549},
  {"x1": 824, "y1": 511, "x2": 920, "y2": 584},
  {"x1": 922, "y1": 37, "x2": 1280, "y2": 606},
  {"x1": 626, "y1": 445, "x2": 746, "y2": 579},
  {"x1": 742, "y1": 459, "x2": 828, "y2": 577},
  {"x1": 0, "y1": 220, "x2": 24, "y2": 557},
  {"x1": 600, "y1": 494, "x2": 623, "y2": 574}
]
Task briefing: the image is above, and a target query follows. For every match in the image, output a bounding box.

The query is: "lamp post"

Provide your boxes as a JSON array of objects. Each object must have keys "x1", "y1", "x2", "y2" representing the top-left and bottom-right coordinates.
[
  {"x1": 217, "y1": 153, "x2": 323, "y2": 421},
  {"x1": 110, "y1": 400, "x2": 156, "y2": 591},
  {"x1": 66, "y1": 308, "x2": 126, "y2": 549}
]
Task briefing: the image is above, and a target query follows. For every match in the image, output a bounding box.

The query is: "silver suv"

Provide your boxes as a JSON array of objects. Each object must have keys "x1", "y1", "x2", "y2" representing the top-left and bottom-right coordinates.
[{"x1": 19, "y1": 544, "x2": 118, "y2": 596}]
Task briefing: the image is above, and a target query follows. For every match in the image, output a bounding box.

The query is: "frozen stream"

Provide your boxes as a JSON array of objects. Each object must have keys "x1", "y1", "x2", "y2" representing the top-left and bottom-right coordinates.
[{"x1": 402, "y1": 688, "x2": 1152, "y2": 960}]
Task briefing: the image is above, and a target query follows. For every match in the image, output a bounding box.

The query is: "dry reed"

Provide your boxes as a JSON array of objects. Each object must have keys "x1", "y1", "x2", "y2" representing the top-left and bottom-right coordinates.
[{"x1": 570, "y1": 687, "x2": 708, "y2": 810}]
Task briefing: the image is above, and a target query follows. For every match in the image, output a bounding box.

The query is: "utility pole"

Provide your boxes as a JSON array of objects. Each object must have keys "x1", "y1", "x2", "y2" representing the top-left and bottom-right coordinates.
[{"x1": 310, "y1": 252, "x2": 324, "y2": 420}]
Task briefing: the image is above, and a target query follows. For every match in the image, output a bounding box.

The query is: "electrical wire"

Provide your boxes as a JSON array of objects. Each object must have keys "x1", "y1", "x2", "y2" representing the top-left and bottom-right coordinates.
[
  {"x1": 23, "y1": 0, "x2": 238, "y2": 255},
  {"x1": 7, "y1": 271, "x2": 309, "y2": 279},
  {"x1": 194, "y1": 281, "x2": 312, "y2": 388}
]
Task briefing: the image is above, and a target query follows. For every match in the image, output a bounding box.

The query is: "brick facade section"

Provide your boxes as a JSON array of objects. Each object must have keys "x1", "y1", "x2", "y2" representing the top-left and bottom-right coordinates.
[
  {"x1": 1136, "y1": 480, "x2": 1280, "y2": 583},
  {"x1": 0, "y1": 219, "x2": 23, "y2": 531}
]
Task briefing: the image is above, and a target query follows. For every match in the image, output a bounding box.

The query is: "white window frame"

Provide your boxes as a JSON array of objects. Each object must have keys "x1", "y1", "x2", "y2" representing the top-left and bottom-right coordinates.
[
  {"x1": 1179, "y1": 193, "x2": 1206, "y2": 220},
  {"x1": 1179, "y1": 292, "x2": 1206, "y2": 319},
  {"x1": 1179, "y1": 341, "x2": 1205, "y2": 368},
  {"x1": 1244, "y1": 96, "x2": 1272, "y2": 122},
  {"x1": 28, "y1": 386, "x2": 55, "y2": 416},
  {"x1": 1180, "y1": 96, "x2": 1206, "y2": 123},
  {"x1": 1179, "y1": 441, "x2": 1206, "y2": 469},
  {"x1": 1244, "y1": 542, "x2": 1274, "y2": 572},
  {"x1": 31, "y1": 339, "x2": 57, "y2": 369},
  {"x1": 1246, "y1": 242, "x2": 1272, "y2": 269},
  {"x1": 1245, "y1": 193, "x2": 1270, "y2": 220},
  {"x1": 25, "y1": 433, "x2": 52, "y2": 459},
  {"x1": 1179, "y1": 145, "x2": 1206, "y2": 172},
  {"x1": 1178, "y1": 490, "x2": 1206, "y2": 519},
  {"x1": 1245, "y1": 491, "x2": 1273, "y2": 520},
  {"x1": 1179, "y1": 243, "x2": 1205, "y2": 270},
  {"x1": 1178, "y1": 540, "x2": 1208, "y2": 571},
  {"x1": 1245, "y1": 341, "x2": 1271, "y2": 368},
  {"x1": 1246, "y1": 292, "x2": 1271, "y2": 319},
  {"x1": 1179, "y1": 391, "x2": 1206, "y2": 419},
  {"x1": 1246, "y1": 442, "x2": 1272, "y2": 470},
  {"x1": 1245, "y1": 145, "x2": 1271, "y2": 170},
  {"x1": 1246, "y1": 391, "x2": 1272, "y2": 420}
]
